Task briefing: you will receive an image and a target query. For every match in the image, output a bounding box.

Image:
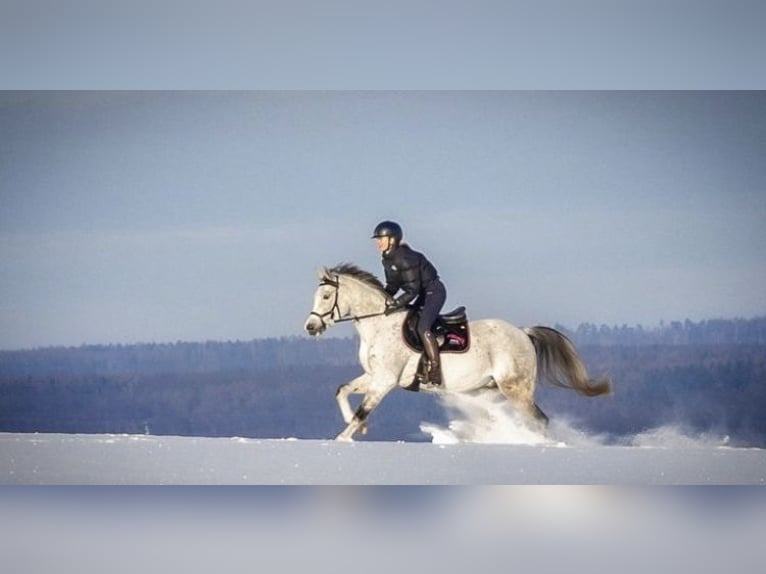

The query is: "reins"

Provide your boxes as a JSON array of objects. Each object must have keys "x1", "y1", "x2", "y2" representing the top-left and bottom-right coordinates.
[
  {"x1": 336, "y1": 311, "x2": 388, "y2": 323},
  {"x1": 313, "y1": 275, "x2": 392, "y2": 325}
]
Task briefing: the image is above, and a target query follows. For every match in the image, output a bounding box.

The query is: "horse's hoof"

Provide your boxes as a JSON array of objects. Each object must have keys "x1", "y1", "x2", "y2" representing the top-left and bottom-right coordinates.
[
  {"x1": 335, "y1": 435, "x2": 354, "y2": 443},
  {"x1": 360, "y1": 423, "x2": 368, "y2": 435}
]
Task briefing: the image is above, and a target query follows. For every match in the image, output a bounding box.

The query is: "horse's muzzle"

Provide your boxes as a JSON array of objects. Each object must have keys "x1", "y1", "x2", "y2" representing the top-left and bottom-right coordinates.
[{"x1": 304, "y1": 315, "x2": 326, "y2": 337}]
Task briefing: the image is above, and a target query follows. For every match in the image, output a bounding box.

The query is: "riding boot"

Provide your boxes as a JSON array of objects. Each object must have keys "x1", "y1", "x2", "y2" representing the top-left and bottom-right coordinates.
[{"x1": 421, "y1": 330, "x2": 442, "y2": 387}]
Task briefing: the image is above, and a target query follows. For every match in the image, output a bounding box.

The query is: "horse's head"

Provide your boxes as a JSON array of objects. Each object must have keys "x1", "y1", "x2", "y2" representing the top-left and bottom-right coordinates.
[
  {"x1": 305, "y1": 264, "x2": 389, "y2": 336},
  {"x1": 304, "y1": 268, "x2": 342, "y2": 337}
]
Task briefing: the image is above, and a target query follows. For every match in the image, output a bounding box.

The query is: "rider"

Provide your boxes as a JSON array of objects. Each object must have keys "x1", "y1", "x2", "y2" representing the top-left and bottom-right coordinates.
[{"x1": 372, "y1": 220, "x2": 447, "y2": 387}]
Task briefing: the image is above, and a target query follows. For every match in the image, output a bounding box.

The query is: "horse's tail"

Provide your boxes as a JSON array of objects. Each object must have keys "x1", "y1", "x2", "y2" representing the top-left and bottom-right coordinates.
[{"x1": 524, "y1": 326, "x2": 612, "y2": 397}]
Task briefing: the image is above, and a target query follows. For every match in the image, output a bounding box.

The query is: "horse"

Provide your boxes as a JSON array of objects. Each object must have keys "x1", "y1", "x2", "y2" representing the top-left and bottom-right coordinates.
[{"x1": 303, "y1": 263, "x2": 611, "y2": 442}]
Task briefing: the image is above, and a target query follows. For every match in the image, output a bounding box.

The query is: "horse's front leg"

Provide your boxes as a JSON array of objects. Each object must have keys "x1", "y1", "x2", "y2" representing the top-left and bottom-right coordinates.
[
  {"x1": 336, "y1": 383, "x2": 396, "y2": 442},
  {"x1": 336, "y1": 374, "x2": 371, "y2": 426}
]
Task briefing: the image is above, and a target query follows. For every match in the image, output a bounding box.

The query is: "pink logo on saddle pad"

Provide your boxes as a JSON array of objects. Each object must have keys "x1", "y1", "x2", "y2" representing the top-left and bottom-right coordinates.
[{"x1": 446, "y1": 333, "x2": 466, "y2": 346}]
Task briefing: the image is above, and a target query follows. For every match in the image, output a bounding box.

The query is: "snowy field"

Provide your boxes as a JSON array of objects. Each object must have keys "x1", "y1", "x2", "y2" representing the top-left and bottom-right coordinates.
[
  {"x1": 2, "y1": 391, "x2": 765, "y2": 574},
  {"x1": 2, "y1": 432, "x2": 765, "y2": 485},
  {"x1": 2, "y1": 391, "x2": 764, "y2": 485}
]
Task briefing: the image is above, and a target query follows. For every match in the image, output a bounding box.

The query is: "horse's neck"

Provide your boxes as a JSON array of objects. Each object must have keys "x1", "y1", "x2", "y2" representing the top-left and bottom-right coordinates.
[
  {"x1": 339, "y1": 279, "x2": 407, "y2": 369},
  {"x1": 353, "y1": 314, "x2": 377, "y2": 340},
  {"x1": 343, "y1": 280, "x2": 386, "y2": 317},
  {"x1": 341, "y1": 279, "x2": 395, "y2": 341}
]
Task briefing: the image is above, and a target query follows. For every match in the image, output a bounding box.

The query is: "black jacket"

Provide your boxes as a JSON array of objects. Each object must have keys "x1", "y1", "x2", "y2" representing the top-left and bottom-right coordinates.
[{"x1": 382, "y1": 244, "x2": 440, "y2": 307}]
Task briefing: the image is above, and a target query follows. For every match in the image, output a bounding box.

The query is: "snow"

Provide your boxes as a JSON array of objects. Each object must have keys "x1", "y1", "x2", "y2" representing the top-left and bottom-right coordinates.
[
  {"x1": 1, "y1": 390, "x2": 763, "y2": 485},
  {"x1": 1, "y1": 397, "x2": 765, "y2": 574},
  {"x1": 0, "y1": 431, "x2": 763, "y2": 485},
  {"x1": 1, "y1": 388, "x2": 763, "y2": 485}
]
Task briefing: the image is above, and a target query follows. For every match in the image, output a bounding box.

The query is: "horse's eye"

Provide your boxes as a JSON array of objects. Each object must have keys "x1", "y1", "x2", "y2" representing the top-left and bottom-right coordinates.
[{"x1": 323, "y1": 293, "x2": 331, "y2": 300}]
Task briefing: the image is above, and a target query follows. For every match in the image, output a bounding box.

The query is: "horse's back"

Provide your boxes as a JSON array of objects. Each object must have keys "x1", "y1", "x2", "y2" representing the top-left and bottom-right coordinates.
[{"x1": 469, "y1": 318, "x2": 535, "y2": 352}]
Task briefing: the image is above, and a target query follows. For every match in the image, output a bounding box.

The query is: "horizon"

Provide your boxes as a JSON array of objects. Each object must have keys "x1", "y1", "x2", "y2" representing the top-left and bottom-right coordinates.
[{"x1": 2, "y1": 313, "x2": 763, "y2": 352}]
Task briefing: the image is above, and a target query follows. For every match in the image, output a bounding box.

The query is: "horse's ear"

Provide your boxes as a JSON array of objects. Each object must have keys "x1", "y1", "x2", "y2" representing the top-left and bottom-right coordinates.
[{"x1": 317, "y1": 267, "x2": 331, "y2": 281}]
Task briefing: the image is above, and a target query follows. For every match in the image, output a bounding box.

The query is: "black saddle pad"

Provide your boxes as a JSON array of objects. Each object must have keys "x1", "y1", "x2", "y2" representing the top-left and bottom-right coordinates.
[{"x1": 402, "y1": 306, "x2": 470, "y2": 353}]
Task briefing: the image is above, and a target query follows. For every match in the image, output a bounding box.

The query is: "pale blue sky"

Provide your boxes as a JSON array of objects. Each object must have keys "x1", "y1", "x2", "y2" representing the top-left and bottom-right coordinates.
[
  {"x1": 2, "y1": 1, "x2": 765, "y2": 90},
  {"x1": 1, "y1": 91, "x2": 764, "y2": 348}
]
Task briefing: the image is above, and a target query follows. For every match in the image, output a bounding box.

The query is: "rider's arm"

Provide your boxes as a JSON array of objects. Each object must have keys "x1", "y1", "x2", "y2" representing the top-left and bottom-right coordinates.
[{"x1": 391, "y1": 253, "x2": 421, "y2": 306}]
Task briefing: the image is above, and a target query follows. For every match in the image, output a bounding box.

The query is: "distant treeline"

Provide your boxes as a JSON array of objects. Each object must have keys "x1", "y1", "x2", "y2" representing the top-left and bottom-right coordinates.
[
  {"x1": 0, "y1": 338, "x2": 357, "y2": 377},
  {"x1": 0, "y1": 366, "x2": 444, "y2": 442},
  {"x1": 557, "y1": 316, "x2": 766, "y2": 346},
  {"x1": 2, "y1": 317, "x2": 764, "y2": 377},
  {"x1": 1, "y1": 317, "x2": 765, "y2": 445}
]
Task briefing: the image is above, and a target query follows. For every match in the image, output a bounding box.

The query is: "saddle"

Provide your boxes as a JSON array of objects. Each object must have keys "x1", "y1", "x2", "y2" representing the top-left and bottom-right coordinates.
[{"x1": 402, "y1": 305, "x2": 470, "y2": 354}]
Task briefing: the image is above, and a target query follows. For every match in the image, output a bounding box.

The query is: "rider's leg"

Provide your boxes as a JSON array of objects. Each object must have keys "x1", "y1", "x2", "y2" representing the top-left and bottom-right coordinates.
[
  {"x1": 421, "y1": 330, "x2": 442, "y2": 385},
  {"x1": 417, "y1": 280, "x2": 447, "y2": 386}
]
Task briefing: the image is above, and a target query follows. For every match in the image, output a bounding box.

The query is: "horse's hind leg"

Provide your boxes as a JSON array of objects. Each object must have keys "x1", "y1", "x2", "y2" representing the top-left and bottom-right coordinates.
[
  {"x1": 532, "y1": 402, "x2": 549, "y2": 427},
  {"x1": 498, "y1": 375, "x2": 549, "y2": 433},
  {"x1": 510, "y1": 395, "x2": 549, "y2": 433}
]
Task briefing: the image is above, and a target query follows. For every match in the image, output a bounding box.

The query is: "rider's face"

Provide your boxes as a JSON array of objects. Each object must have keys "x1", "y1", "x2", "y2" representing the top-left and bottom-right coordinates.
[{"x1": 375, "y1": 236, "x2": 390, "y2": 252}]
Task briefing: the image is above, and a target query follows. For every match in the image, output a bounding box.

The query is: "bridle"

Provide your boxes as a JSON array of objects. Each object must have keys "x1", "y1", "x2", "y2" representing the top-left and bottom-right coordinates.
[
  {"x1": 309, "y1": 276, "x2": 343, "y2": 330},
  {"x1": 310, "y1": 275, "x2": 389, "y2": 329}
]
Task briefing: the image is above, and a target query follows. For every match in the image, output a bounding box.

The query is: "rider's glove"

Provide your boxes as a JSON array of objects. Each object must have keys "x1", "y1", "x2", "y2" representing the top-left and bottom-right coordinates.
[{"x1": 384, "y1": 300, "x2": 402, "y2": 315}]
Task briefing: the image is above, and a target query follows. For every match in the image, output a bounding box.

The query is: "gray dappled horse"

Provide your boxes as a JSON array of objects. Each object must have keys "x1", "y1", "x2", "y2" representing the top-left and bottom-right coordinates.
[{"x1": 304, "y1": 264, "x2": 611, "y2": 442}]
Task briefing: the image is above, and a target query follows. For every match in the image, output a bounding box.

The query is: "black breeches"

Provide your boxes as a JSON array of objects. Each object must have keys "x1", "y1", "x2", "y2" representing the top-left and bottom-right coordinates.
[{"x1": 417, "y1": 279, "x2": 447, "y2": 338}]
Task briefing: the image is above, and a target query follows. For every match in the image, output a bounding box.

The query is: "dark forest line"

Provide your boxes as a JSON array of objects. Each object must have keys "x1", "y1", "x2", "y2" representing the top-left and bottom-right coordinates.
[
  {"x1": 557, "y1": 316, "x2": 766, "y2": 346},
  {"x1": 2, "y1": 316, "x2": 765, "y2": 377}
]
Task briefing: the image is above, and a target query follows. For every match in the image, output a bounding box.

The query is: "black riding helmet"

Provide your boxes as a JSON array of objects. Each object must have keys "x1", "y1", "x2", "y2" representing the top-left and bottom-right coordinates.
[{"x1": 371, "y1": 220, "x2": 403, "y2": 242}]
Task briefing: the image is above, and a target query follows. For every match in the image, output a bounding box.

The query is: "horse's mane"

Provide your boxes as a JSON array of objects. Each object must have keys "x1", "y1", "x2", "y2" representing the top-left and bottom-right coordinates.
[{"x1": 329, "y1": 263, "x2": 387, "y2": 294}]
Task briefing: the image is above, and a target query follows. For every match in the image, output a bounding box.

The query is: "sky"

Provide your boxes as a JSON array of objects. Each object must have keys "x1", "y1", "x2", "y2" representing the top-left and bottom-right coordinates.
[
  {"x1": 2, "y1": 1, "x2": 765, "y2": 90},
  {"x1": 1, "y1": 91, "x2": 764, "y2": 349}
]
